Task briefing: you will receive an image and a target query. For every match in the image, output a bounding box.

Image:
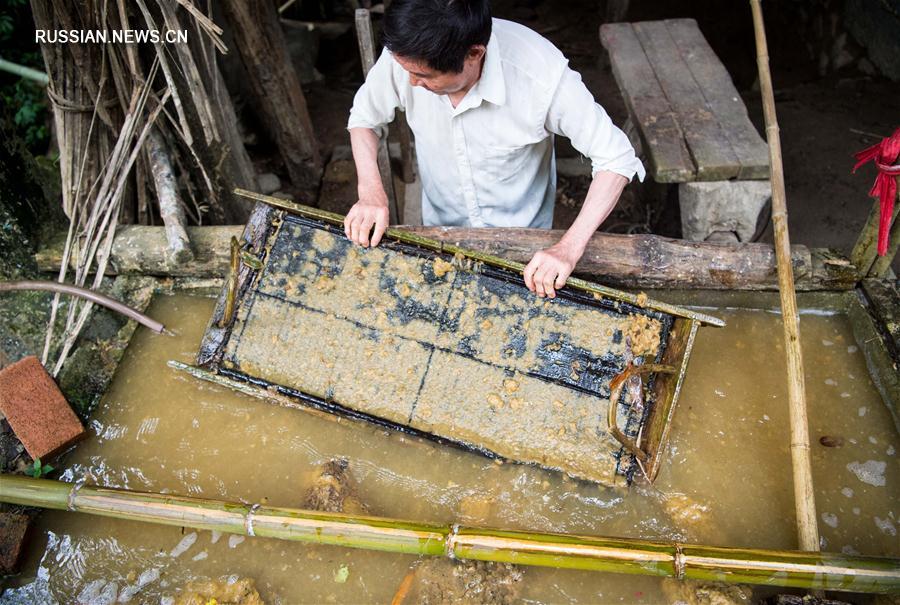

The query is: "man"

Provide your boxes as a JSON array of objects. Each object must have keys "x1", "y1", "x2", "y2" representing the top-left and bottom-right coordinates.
[{"x1": 345, "y1": 0, "x2": 644, "y2": 298}]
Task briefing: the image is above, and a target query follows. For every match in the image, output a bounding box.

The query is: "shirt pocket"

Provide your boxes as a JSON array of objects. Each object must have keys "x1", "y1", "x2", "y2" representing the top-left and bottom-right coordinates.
[{"x1": 483, "y1": 144, "x2": 529, "y2": 183}]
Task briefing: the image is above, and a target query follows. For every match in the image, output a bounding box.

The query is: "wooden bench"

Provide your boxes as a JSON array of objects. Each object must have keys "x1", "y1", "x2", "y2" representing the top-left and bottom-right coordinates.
[{"x1": 600, "y1": 18, "x2": 771, "y2": 242}]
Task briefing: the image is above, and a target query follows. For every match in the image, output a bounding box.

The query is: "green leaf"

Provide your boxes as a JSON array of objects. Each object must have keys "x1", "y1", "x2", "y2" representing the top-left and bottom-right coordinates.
[
  {"x1": 41, "y1": 464, "x2": 53, "y2": 475},
  {"x1": 0, "y1": 16, "x2": 13, "y2": 38},
  {"x1": 333, "y1": 564, "x2": 349, "y2": 584}
]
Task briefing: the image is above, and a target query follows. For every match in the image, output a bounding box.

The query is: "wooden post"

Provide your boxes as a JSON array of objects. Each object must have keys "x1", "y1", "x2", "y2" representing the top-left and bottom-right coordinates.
[
  {"x1": 749, "y1": 0, "x2": 820, "y2": 554},
  {"x1": 869, "y1": 200, "x2": 900, "y2": 277},
  {"x1": 355, "y1": 8, "x2": 401, "y2": 224},
  {"x1": 852, "y1": 191, "x2": 900, "y2": 278},
  {"x1": 220, "y1": 0, "x2": 322, "y2": 195},
  {"x1": 396, "y1": 112, "x2": 415, "y2": 184}
]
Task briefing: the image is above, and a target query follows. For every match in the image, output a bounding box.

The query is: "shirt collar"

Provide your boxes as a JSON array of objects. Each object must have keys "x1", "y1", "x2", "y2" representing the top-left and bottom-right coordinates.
[{"x1": 474, "y1": 32, "x2": 506, "y2": 107}]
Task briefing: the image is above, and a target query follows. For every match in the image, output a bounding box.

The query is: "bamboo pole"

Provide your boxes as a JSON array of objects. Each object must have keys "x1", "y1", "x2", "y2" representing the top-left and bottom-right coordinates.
[
  {"x1": 1, "y1": 475, "x2": 897, "y2": 593},
  {"x1": 0, "y1": 57, "x2": 49, "y2": 85},
  {"x1": 232, "y1": 188, "x2": 726, "y2": 327},
  {"x1": 749, "y1": 0, "x2": 819, "y2": 553}
]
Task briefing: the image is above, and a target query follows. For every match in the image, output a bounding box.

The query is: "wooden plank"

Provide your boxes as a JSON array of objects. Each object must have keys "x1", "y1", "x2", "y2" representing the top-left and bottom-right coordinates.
[
  {"x1": 196, "y1": 202, "x2": 278, "y2": 368},
  {"x1": 632, "y1": 21, "x2": 741, "y2": 181},
  {"x1": 642, "y1": 317, "x2": 698, "y2": 482},
  {"x1": 599, "y1": 23, "x2": 694, "y2": 183},
  {"x1": 36, "y1": 225, "x2": 858, "y2": 290},
  {"x1": 665, "y1": 18, "x2": 769, "y2": 180}
]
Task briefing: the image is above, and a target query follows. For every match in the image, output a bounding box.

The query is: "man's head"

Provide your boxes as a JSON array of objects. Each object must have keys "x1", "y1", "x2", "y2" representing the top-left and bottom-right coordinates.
[{"x1": 383, "y1": 0, "x2": 492, "y2": 95}]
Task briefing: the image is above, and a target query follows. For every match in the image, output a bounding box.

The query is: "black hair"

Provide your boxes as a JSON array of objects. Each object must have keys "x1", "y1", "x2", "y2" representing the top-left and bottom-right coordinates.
[{"x1": 382, "y1": 0, "x2": 492, "y2": 73}]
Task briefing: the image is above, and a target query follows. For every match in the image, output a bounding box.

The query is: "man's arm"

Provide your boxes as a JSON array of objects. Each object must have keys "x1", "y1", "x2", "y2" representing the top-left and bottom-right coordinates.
[
  {"x1": 525, "y1": 65, "x2": 644, "y2": 298},
  {"x1": 345, "y1": 128, "x2": 389, "y2": 247},
  {"x1": 345, "y1": 49, "x2": 402, "y2": 247},
  {"x1": 523, "y1": 170, "x2": 627, "y2": 297}
]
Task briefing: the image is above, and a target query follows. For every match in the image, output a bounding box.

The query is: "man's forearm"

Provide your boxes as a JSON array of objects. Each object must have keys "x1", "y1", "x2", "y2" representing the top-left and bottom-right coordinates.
[
  {"x1": 559, "y1": 170, "x2": 628, "y2": 253},
  {"x1": 349, "y1": 127, "x2": 386, "y2": 199}
]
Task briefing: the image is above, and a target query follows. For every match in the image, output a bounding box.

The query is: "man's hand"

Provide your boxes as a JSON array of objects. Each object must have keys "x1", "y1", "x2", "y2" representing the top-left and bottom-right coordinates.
[
  {"x1": 524, "y1": 171, "x2": 627, "y2": 298},
  {"x1": 344, "y1": 184, "x2": 389, "y2": 248},
  {"x1": 523, "y1": 239, "x2": 584, "y2": 298},
  {"x1": 346, "y1": 127, "x2": 390, "y2": 247}
]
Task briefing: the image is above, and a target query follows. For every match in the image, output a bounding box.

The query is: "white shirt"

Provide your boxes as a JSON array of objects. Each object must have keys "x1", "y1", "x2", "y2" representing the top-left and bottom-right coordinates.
[{"x1": 347, "y1": 18, "x2": 645, "y2": 228}]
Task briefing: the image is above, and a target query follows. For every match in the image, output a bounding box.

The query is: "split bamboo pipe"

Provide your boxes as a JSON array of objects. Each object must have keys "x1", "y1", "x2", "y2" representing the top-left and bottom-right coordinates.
[
  {"x1": 0, "y1": 280, "x2": 166, "y2": 334},
  {"x1": 1, "y1": 476, "x2": 897, "y2": 594},
  {"x1": 749, "y1": 0, "x2": 820, "y2": 553}
]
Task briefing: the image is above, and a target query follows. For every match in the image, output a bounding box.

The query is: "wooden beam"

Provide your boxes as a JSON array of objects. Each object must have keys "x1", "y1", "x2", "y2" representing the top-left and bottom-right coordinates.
[
  {"x1": 146, "y1": 128, "x2": 192, "y2": 263},
  {"x1": 869, "y1": 211, "x2": 900, "y2": 277},
  {"x1": 35, "y1": 225, "x2": 856, "y2": 290},
  {"x1": 604, "y1": 0, "x2": 630, "y2": 23}
]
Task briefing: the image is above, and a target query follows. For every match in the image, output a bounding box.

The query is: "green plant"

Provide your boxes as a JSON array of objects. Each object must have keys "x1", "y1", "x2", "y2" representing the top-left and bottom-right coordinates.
[
  {"x1": 27, "y1": 457, "x2": 53, "y2": 478},
  {"x1": 5, "y1": 79, "x2": 48, "y2": 149}
]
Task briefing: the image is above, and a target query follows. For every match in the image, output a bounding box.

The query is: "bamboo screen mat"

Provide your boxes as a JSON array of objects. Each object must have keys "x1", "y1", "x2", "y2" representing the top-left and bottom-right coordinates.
[{"x1": 215, "y1": 214, "x2": 674, "y2": 486}]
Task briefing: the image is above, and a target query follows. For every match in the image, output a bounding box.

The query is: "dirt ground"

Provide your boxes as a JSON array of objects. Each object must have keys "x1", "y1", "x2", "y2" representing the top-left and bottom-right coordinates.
[{"x1": 303, "y1": 0, "x2": 898, "y2": 270}]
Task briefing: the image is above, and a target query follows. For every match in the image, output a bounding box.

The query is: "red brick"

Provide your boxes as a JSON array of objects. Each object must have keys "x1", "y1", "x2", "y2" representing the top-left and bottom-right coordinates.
[
  {"x1": 0, "y1": 356, "x2": 85, "y2": 460},
  {"x1": 0, "y1": 512, "x2": 30, "y2": 574}
]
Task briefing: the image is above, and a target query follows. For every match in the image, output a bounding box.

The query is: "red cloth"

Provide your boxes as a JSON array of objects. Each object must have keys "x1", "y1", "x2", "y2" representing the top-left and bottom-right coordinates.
[{"x1": 853, "y1": 127, "x2": 900, "y2": 256}]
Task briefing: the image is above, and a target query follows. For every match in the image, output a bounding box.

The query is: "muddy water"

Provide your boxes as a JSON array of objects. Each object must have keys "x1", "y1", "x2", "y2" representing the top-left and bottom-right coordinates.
[{"x1": 1, "y1": 295, "x2": 897, "y2": 604}]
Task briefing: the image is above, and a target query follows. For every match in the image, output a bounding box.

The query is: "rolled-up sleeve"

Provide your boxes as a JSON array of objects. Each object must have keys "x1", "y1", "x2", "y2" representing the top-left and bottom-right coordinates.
[
  {"x1": 545, "y1": 66, "x2": 645, "y2": 182},
  {"x1": 347, "y1": 49, "x2": 403, "y2": 139}
]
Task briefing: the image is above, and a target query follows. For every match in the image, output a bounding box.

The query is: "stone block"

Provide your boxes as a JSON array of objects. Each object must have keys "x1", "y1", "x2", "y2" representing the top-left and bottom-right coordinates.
[
  {"x1": 0, "y1": 356, "x2": 85, "y2": 460},
  {"x1": 678, "y1": 180, "x2": 771, "y2": 242}
]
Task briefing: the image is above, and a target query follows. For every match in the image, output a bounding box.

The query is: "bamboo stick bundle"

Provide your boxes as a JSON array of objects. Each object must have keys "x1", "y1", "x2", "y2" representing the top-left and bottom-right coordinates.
[
  {"x1": 29, "y1": 0, "x2": 258, "y2": 372},
  {"x1": 1, "y1": 475, "x2": 897, "y2": 594},
  {"x1": 749, "y1": 0, "x2": 820, "y2": 553}
]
